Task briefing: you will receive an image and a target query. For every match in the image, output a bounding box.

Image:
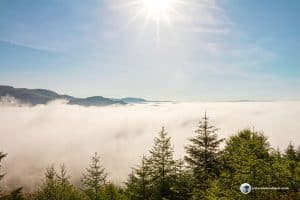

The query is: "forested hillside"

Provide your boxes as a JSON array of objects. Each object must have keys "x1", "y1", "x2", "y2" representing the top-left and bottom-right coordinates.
[{"x1": 0, "y1": 114, "x2": 299, "y2": 200}]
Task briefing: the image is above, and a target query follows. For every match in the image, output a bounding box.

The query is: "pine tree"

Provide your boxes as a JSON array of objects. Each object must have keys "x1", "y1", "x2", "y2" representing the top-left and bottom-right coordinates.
[
  {"x1": 296, "y1": 146, "x2": 300, "y2": 161},
  {"x1": 221, "y1": 129, "x2": 272, "y2": 199},
  {"x1": 146, "y1": 127, "x2": 177, "y2": 199},
  {"x1": 184, "y1": 113, "x2": 224, "y2": 188},
  {"x1": 126, "y1": 155, "x2": 151, "y2": 200},
  {"x1": 101, "y1": 183, "x2": 127, "y2": 200},
  {"x1": 56, "y1": 164, "x2": 71, "y2": 186},
  {"x1": 0, "y1": 152, "x2": 7, "y2": 196},
  {"x1": 35, "y1": 166, "x2": 57, "y2": 200},
  {"x1": 169, "y1": 160, "x2": 194, "y2": 200},
  {"x1": 0, "y1": 152, "x2": 7, "y2": 183},
  {"x1": 284, "y1": 143, "x2": 300, "y2": 193},
  {"x1": 285, "y1": 142, "x2": 297, "y2": 161},
  {"x1": 35, "y1": 165, "x2": 86, "y2": 200},
  {"x1": 269, "y1": 149, "x2": 291, "y2": 198},
  {"x1": 8, "y1": 187, "x2": 24, "y2": 200},
  {"x1": 81, "y1": 152, "x2": 107, "y2": 200}
]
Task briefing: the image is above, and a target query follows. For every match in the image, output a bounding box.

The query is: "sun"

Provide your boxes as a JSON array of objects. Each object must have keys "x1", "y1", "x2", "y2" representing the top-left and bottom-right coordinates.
[{"x1": 141, "y1": 0, "x2": 177, "y2": 21}]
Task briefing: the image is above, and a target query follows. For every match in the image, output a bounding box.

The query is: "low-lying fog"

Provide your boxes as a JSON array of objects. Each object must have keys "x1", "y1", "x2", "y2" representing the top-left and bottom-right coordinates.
[{"x1": 0, "y1": 101, "x2": 300, "y2": 191}]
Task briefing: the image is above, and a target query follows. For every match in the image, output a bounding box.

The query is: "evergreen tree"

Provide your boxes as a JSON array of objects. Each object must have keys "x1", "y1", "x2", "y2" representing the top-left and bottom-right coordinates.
[
  {"x1": 126, "y1": 155, "x2": 151, "y2": 200},
  {"x1": 296, "y1": 146, "x2": 300, "y2": 161},
  {"x1": 169, "y1": 160, "x2": 194, "y2": 200},
  {"x1": 101, "y1": 183, "x2": 127, "y2": 200},
  {"x1": 221, "y1": 129, "x2": 273, "y2": 199},
  {"x1": 146, "y1": 127, "x2": 177, "y2": 200},
  {"x1": 197, "y1": 180, "x2": 228, "y2": 200},
  {"x1": 284, "y1": 143, "x2": 300, "y2": 193},
  {"x1": 7, "y1": 188, "x2": 24, "y2": 200},
  {"x1": 35, "y1": 166, "x2": 57, "y2": 200},
  {"x1": 56, "y1": 164, "x2": 71, "y2": 187},
  {"x1": 0, "y1": 152, "x2": 7, "y2": 194},
  {"x1": 285, "y1": 142, "x2": 297, "y2": 161},
  {"x1": 269, "y1": 149, "x2": 290, "y2": 186},
  {"x1": 268, "y1": 149, "x2": 293, "y2": 199},
  {"x1": 184, "y1": 113, "x2": 224, "y2": 188},
  {"x1": 0, "y1": 188, "x2": 24, "y2": 200},
  {"x1": 81, "y1": 152, "x2": 107, "y2": 200},
  {"x1": 35, "y1": 165, "x2": 86, "y2": 200}
]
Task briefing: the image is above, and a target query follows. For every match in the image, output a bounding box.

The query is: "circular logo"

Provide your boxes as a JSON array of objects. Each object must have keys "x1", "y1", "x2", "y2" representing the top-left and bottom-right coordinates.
[{"x1": 240, "y1": 183, "x2": 252, "y2": 194}]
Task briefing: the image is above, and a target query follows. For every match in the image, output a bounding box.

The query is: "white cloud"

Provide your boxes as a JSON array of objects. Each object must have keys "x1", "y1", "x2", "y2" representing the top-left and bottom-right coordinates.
[{"x1": 0, "y1": 101, "x2": 299, "y2": 191}]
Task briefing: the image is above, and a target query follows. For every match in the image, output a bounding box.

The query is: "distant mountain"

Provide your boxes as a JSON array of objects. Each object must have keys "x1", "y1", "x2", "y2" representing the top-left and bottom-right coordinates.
[
  {"x1": 69, "y1": 96, "x2": 125, "y2": 106},
  {"x1": 120, "y1": 97, "x2": 147, "y2": 104},
  {"x1": 117, "y1": 97, "x2": 172, "y2": 104},
  {"x1": 0, "y1": 85, "x2": 126, "y2": 106}
]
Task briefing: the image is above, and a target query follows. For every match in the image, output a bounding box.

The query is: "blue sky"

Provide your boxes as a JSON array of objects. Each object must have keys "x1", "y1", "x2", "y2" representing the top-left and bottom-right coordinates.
[{"x1": 0, "y1": 0, "x2": 299, "y2": 101}]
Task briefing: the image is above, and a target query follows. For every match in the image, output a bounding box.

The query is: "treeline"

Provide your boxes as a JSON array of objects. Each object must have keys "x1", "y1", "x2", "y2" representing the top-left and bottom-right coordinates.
[{"x1": 0, "y1": 114, "x2": 300, "y2": 200}]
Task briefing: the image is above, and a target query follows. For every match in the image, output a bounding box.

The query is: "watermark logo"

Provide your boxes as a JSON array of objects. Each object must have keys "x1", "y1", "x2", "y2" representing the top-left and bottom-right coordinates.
[
  {"x1": 240, "y1": 183, "x2": 290, "y2": 194},
  {"x1": 240, "y1": 183, "x2": 252, "y2": 194}
]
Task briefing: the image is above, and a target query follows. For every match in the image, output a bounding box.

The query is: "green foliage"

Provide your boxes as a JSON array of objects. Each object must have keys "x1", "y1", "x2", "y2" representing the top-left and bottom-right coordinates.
[
  {"x1": 0, "y1": 188, "x2": 25, "y2": 200},
  {"x1": 126, "y1": 156, "x2": 151, "y2": 200},
  {"x1": 219, "y1": 129, "x2": 300, "y2": 199},
  {"x1": 126, "y1": 127, "x2": 193, "y2": 200},
  {"x1": 146, "y1": 127, "x2": 179, "y2": 199},
  {"x1": 0, "y1": 152, "x2": 7, "y2": 196},
  {"x1": 81, "y1": 152, "x2": 107, "y2": 200},
  {"x1": 0, "y1": 152, "x2": 7, "y2": 182},
  {"x1": 185, "y1": 113, "x2": 224, "y2": 190},
  {"x1": 6, "y1": 188, "x2": 24, "y2": 200},
  {"x1": 283, "y1": 143, "x2": 300, "y2": 192},
  {"x1": 34, "y1": 165, "x2": 86, "y2": 200},
  {"x1": 146, "y1": 127, "x2": 172, "y2": 198},
  {"x1": 296, "y1": 146, "x2": 300, "y2": 161},
  {"x1": 269, "y1": 150, "x2": 291, "y2": 189},
  {"x1": 100, "y1": 183, "x2": 127, "y2": 200},
  {"x1": 285, "y1": 143, "x2": 297, "y2": 161},
  {"x1": 169, "y1": 161, "x2": 194, "y2": 200},
  {"x1": 191, "y1": 179, "x2": 230, "y2": 200}
]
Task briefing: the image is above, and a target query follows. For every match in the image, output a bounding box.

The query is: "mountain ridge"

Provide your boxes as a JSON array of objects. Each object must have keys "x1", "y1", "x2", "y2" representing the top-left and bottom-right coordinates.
[{"x1": 0, "y1": 85, "x2": 128, "y2": 106}]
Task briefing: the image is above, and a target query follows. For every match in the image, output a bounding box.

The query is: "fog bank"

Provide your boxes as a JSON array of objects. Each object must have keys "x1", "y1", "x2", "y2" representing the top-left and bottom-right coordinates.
[{"x1": 0, "y1": 101, "x2": 300, "y2": 191}]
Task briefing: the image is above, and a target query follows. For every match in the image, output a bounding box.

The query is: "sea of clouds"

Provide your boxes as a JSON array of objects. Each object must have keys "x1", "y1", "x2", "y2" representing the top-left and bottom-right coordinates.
[{"x1": 0, "y1": 101, "x2": 300, "y2": 191}]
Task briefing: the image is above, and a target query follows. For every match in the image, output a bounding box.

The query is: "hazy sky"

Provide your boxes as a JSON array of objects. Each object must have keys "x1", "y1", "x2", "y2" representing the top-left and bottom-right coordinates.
[{"x1": 0, "y1": 0, "x2": 299, "y2": 101}]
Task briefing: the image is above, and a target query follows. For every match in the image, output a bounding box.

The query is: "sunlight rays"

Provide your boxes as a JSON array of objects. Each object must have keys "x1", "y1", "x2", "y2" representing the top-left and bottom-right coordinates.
[
  {"x1": 113, "y1": 0, "x2": 189, "y2": 40},
  {"x1": 141, "y1": 0, "x2": 177, "y2": 21},
  {"x1": 109, "y1": 0, "x2": 222, "y2": 46}
]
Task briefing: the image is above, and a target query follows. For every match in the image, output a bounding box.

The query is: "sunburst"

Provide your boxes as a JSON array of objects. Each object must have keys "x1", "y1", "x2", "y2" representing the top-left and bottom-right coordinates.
[
  {"x1": 112, "y1": 0, "x2": 190, "y2": 40},
  {"x1": 141, "y1": 0, "x2": 177, "y2": 21}
]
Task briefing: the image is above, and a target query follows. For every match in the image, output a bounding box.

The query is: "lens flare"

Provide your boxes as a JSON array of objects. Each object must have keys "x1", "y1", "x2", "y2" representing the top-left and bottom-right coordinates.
[{"x1": 142, "y1": 0, "x2": 177, "y2": 20}]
